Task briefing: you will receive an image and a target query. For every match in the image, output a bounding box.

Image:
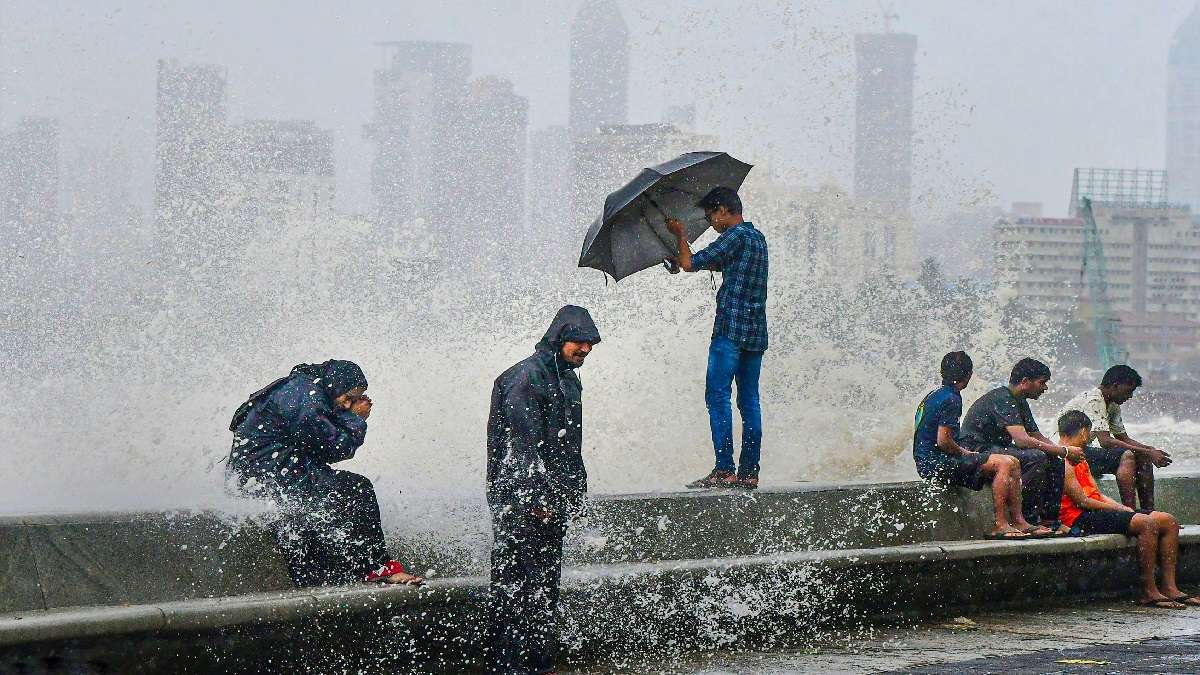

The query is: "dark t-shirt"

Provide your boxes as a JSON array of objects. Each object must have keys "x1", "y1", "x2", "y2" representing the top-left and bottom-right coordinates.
[
  {"x1": 960, "y1": 386, "x2": 1039, "y2": 450},
  {"x1": 912, "y1": 385, "x2": 962, "y2": 476}
]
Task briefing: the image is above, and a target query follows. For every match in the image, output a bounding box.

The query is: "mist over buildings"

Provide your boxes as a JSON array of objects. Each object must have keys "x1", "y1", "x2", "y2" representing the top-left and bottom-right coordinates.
[{"x1": 1, "y1": 1, "x2": 1198, "y2": 514}]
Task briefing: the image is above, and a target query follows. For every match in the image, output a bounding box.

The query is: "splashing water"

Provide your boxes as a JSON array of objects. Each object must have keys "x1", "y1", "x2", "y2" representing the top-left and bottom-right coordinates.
[{"x1": 0, "y1": 189, "x2": 1063, "y2": 521}]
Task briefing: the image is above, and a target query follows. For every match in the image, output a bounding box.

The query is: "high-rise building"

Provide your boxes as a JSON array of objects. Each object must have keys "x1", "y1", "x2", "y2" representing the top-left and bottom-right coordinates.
[
  {"x1": 459, "y1": 77, "x2": 528, "y2": 241},
  {"x1": 231, "y1": 120, "x2": 336, "y2": 227},
  {"x1": 1167, "y1": 5, "x2": 1200, "y2": 208},
  {"x1": 995, "y1": 169, "x2": 1200, "y2": 367},
  {"x1": 0, "y1": 116, "x2": 60, "y2": 237},
  {"x1": 854, "y1": 32, "x2": 917, "y2": 277},
  {"x1": 154, "y1": 59, "x2": 229, "y2": 265},
  {"x1": 569, "y1": 0, "x2": 629, "y2": 135},
  {"x1": 365, "y1": 41, "x2": 471, "y2": 238},
  {"x1": 566, "y1": 0, "x2": 633, "y2": 230}
]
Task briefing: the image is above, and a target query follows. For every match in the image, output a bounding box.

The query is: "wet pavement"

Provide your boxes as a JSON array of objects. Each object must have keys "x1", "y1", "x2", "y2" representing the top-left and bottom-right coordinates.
[
  {"x1": 565, "y1": 599, "x2": 1200, "y2": 674},
  {"x1": 898, "y1": 633, "x2": 1200, "y2": 673}
]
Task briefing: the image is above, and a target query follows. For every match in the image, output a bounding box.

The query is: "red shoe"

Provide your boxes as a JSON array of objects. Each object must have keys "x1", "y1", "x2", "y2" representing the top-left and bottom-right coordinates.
[{"x1": 365, "y1": 560, "x2": 410, "y2": 582}]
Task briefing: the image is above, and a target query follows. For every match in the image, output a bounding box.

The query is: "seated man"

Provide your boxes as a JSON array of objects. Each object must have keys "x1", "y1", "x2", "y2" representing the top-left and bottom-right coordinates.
[
  {"x1": 960, "y1": 358, "x2": 1083, "y2": 535},
  {"x1": 912, "y1": 351, "x2": 1041, "y2": 539},
  {"x1": 1061, "y1": 365, "x2": 1171, "y2": 510},
  {"x1": 1058, "y1": 409, "x2": 1198, "y2": 609},
  {"x1": 227, "y1": 360, "x2": 422, "y2": 588}
]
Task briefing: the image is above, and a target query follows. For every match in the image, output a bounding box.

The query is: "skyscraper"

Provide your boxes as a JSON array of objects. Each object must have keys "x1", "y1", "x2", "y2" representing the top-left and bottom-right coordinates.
[
  {"x1": 569, "y1": 0, "x2": 629, "y2": 135},
  {"x1": 459, "y1": 77, "x2": 529, "y2": 240},
  {"x1": 365, "y1": 41, "x2": 471, "y2": 237},
  {"x1": 854, "y1": 32, "x2": 917, "y2": 276},
  {"x1": 568, "y1": 0, "x2": 632, "y2": 227},
  {"x1": 1167, "y1": 5, "x2": 1200, "y2": 208},
  {"x1": 154, "y1": 59, "x2": 229, "y2": 265}
]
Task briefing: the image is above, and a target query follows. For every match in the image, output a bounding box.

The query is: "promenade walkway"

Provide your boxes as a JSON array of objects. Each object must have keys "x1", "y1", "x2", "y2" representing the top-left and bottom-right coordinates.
[{"x1": 565, "y1": 600, "x2": 1200, "y2": 673}]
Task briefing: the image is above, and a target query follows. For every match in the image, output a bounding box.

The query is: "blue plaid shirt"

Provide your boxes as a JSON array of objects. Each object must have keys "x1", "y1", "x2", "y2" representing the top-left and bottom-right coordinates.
[{"x1": 690, "y1": 221, "x2": 769, "y2": 351}]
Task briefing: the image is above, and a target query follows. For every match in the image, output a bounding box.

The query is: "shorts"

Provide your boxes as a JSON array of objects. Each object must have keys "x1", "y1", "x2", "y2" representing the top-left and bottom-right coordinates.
[
  {"x1": 1084, "y1": 446, "x2": 1127, "y2": 477},
  {"x1": 918, "y1": 452, "x2": 991, "y2": 491},
  {"x1": 1072, "y1": 508, "x2": 1152, "y2": 536}
]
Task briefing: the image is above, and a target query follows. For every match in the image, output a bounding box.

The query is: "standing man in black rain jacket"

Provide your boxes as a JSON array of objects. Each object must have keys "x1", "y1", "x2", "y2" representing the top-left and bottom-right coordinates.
[{"x1": 486, "y1": 305, "x2": 601, "y2": 675}]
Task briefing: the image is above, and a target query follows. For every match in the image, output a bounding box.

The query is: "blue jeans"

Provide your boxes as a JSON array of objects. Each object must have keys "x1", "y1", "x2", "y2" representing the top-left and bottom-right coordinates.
[{"x1": 705, "y1": 336, "x2": 764, "y2": 477}]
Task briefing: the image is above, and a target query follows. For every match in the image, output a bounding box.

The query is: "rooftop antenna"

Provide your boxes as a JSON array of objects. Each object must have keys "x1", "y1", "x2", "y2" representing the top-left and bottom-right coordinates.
[{"x1": 878, "y1": 1, "x2": 899, "y2": 33}]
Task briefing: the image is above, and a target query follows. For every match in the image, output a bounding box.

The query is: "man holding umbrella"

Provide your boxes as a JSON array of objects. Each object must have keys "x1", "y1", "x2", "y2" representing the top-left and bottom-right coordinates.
[{"x1": 666, "y1": 187, "x2": 769, "y2": 490}]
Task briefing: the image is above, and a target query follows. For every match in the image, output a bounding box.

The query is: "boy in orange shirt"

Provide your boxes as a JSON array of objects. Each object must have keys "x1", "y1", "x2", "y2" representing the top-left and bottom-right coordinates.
[{"x1": 1058, "y1": 410, "x2": 1198, "y2": 609}]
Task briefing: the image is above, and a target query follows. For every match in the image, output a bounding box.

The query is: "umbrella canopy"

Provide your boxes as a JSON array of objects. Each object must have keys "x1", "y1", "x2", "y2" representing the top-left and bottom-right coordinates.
[{"x1": 578, "y1": 151, "x2": 753, "y2": 281}]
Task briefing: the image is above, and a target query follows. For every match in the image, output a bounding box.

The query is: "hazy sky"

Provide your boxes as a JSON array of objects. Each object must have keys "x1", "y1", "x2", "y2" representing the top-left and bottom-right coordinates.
[{"x1": 1, "y1": 0, "x2": 1196, "y2": 218}]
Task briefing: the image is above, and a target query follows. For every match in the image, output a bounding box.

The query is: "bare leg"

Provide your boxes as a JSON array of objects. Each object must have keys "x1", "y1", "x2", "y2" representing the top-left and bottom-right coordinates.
[
  {"x1": 1128, "y1": 513, "x2": 1169, "y2": 602},
  {"x1": 1136, "y1": 458, "x2": 1156, "y2": 511},
  {"x1": 979, "y1": 455, "x2": 1016, "y2": 534},
  {"x1": 1154, "y1": 512, "x2": 1185, "y2": 597},
  {"x1": 1005, "y1": 457, "x2": 1038, "y2": 531},
  {"x1": 1115, "y1": 450, "x2": 1137, "y2": 508}
]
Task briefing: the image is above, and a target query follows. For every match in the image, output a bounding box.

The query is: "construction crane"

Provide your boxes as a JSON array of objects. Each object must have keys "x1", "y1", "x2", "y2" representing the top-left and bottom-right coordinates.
[{"x1": 1077, "y1": 197, "x2": 1128, "y2": 369}]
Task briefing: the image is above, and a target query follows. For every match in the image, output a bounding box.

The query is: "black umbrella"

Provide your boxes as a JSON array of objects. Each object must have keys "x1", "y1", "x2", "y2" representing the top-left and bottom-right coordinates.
[{"x1": 578, "y1": 151, "x2": 753, "y2": 281}]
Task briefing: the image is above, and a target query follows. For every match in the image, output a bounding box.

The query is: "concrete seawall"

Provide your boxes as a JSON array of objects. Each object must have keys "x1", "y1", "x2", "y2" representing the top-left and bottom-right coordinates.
[{"x1": 3, "y1": 475, "x2": 1200, "y2": 673}]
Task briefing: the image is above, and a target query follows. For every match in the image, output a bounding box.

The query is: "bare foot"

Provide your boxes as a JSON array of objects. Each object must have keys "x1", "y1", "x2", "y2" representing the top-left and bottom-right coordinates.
[
  {"x1": 1047, "y1": 523, "x2": 1072, "y2": 537},
  {"x1": 383, "y1": 571, "x2": 425, "y2": 586},
  {"x1": 1162, "y1": 589, "x2": 1200, "y2": 606},
  {"x1": 986, "y1": 527, "x2": 1031, "y2": 540},
  {"x1": 1139, "y1": 594, "x2": 1187, "y2": 609}
]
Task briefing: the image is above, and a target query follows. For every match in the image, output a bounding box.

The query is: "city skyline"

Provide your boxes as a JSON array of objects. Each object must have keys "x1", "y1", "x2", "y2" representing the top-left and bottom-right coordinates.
[{"x1": 2, "y1": 1, "x2": 1197, "y2": 220}]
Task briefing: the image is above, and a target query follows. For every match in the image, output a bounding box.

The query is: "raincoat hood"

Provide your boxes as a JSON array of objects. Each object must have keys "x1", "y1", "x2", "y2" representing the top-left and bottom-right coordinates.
[
  {"x1": 290, "y1": 360, "x2": 368, "y2": 400},
  {"x1": 534, "y1": 305, "x2": 601, "y2": 359},
  {"x1": 230, "y1": 360, "x2": 367, "y2": 433},
  {"x1": 228, "y1": 360, "x2": 369, "y2": 491}
]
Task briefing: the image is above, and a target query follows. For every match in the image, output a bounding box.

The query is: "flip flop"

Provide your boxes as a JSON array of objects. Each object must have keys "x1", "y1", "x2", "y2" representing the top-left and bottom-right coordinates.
[
  {"x1": 1138, "y1": 598, "x2": 1188, "y2": 609},
  {"x1": 1167, "y1": 595, "x2": 1200, "y2": 607},
  {"x1": 984, "y1": 530, "x2": 1032, "y2": 541},
  {"x1": 1020, "y1": 526, "x2": 1053, "y2": 539}
]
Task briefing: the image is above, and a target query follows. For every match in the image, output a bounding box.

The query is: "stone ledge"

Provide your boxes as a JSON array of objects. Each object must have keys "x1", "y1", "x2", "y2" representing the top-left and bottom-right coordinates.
[
  {"x1": 4, "y1": 526, "x2": 1195, "y2": 648},
  {"x1": 0, "y1": 604, "x2": 165, "y2": 645}
]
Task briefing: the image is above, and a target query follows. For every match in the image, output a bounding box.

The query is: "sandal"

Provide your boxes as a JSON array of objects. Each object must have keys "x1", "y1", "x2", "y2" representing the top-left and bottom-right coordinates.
[
  {"x1": 984, "y1": 529, "x2": 1032, "y2": 541},
  {"x1": 1167, "y1": 595, "x2": 1200, "y2": 607},
  {"x1": 1138, "y1": 598, "x2": 1188, "y2": 609}
]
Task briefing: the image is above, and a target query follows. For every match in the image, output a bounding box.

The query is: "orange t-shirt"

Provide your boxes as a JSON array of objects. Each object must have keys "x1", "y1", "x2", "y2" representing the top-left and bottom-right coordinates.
[{"x1": 1059, "y1": 459, "x2": 1102, "y2": 528}]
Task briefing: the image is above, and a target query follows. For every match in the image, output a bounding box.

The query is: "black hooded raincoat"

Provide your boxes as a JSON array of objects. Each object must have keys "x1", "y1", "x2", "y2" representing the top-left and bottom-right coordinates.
[{"x1": 486, "y1": 305, "x2": 601, "y2": 521}]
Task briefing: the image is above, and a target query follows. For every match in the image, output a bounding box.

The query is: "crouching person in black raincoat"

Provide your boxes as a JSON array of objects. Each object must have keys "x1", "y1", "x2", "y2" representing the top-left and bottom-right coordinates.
[
  {"x1": 227, "y1": 359, "x2": 422, "y2": 587},
  {"x1": 487, "y1": 306, "x2": 601, "y2": 675}
]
